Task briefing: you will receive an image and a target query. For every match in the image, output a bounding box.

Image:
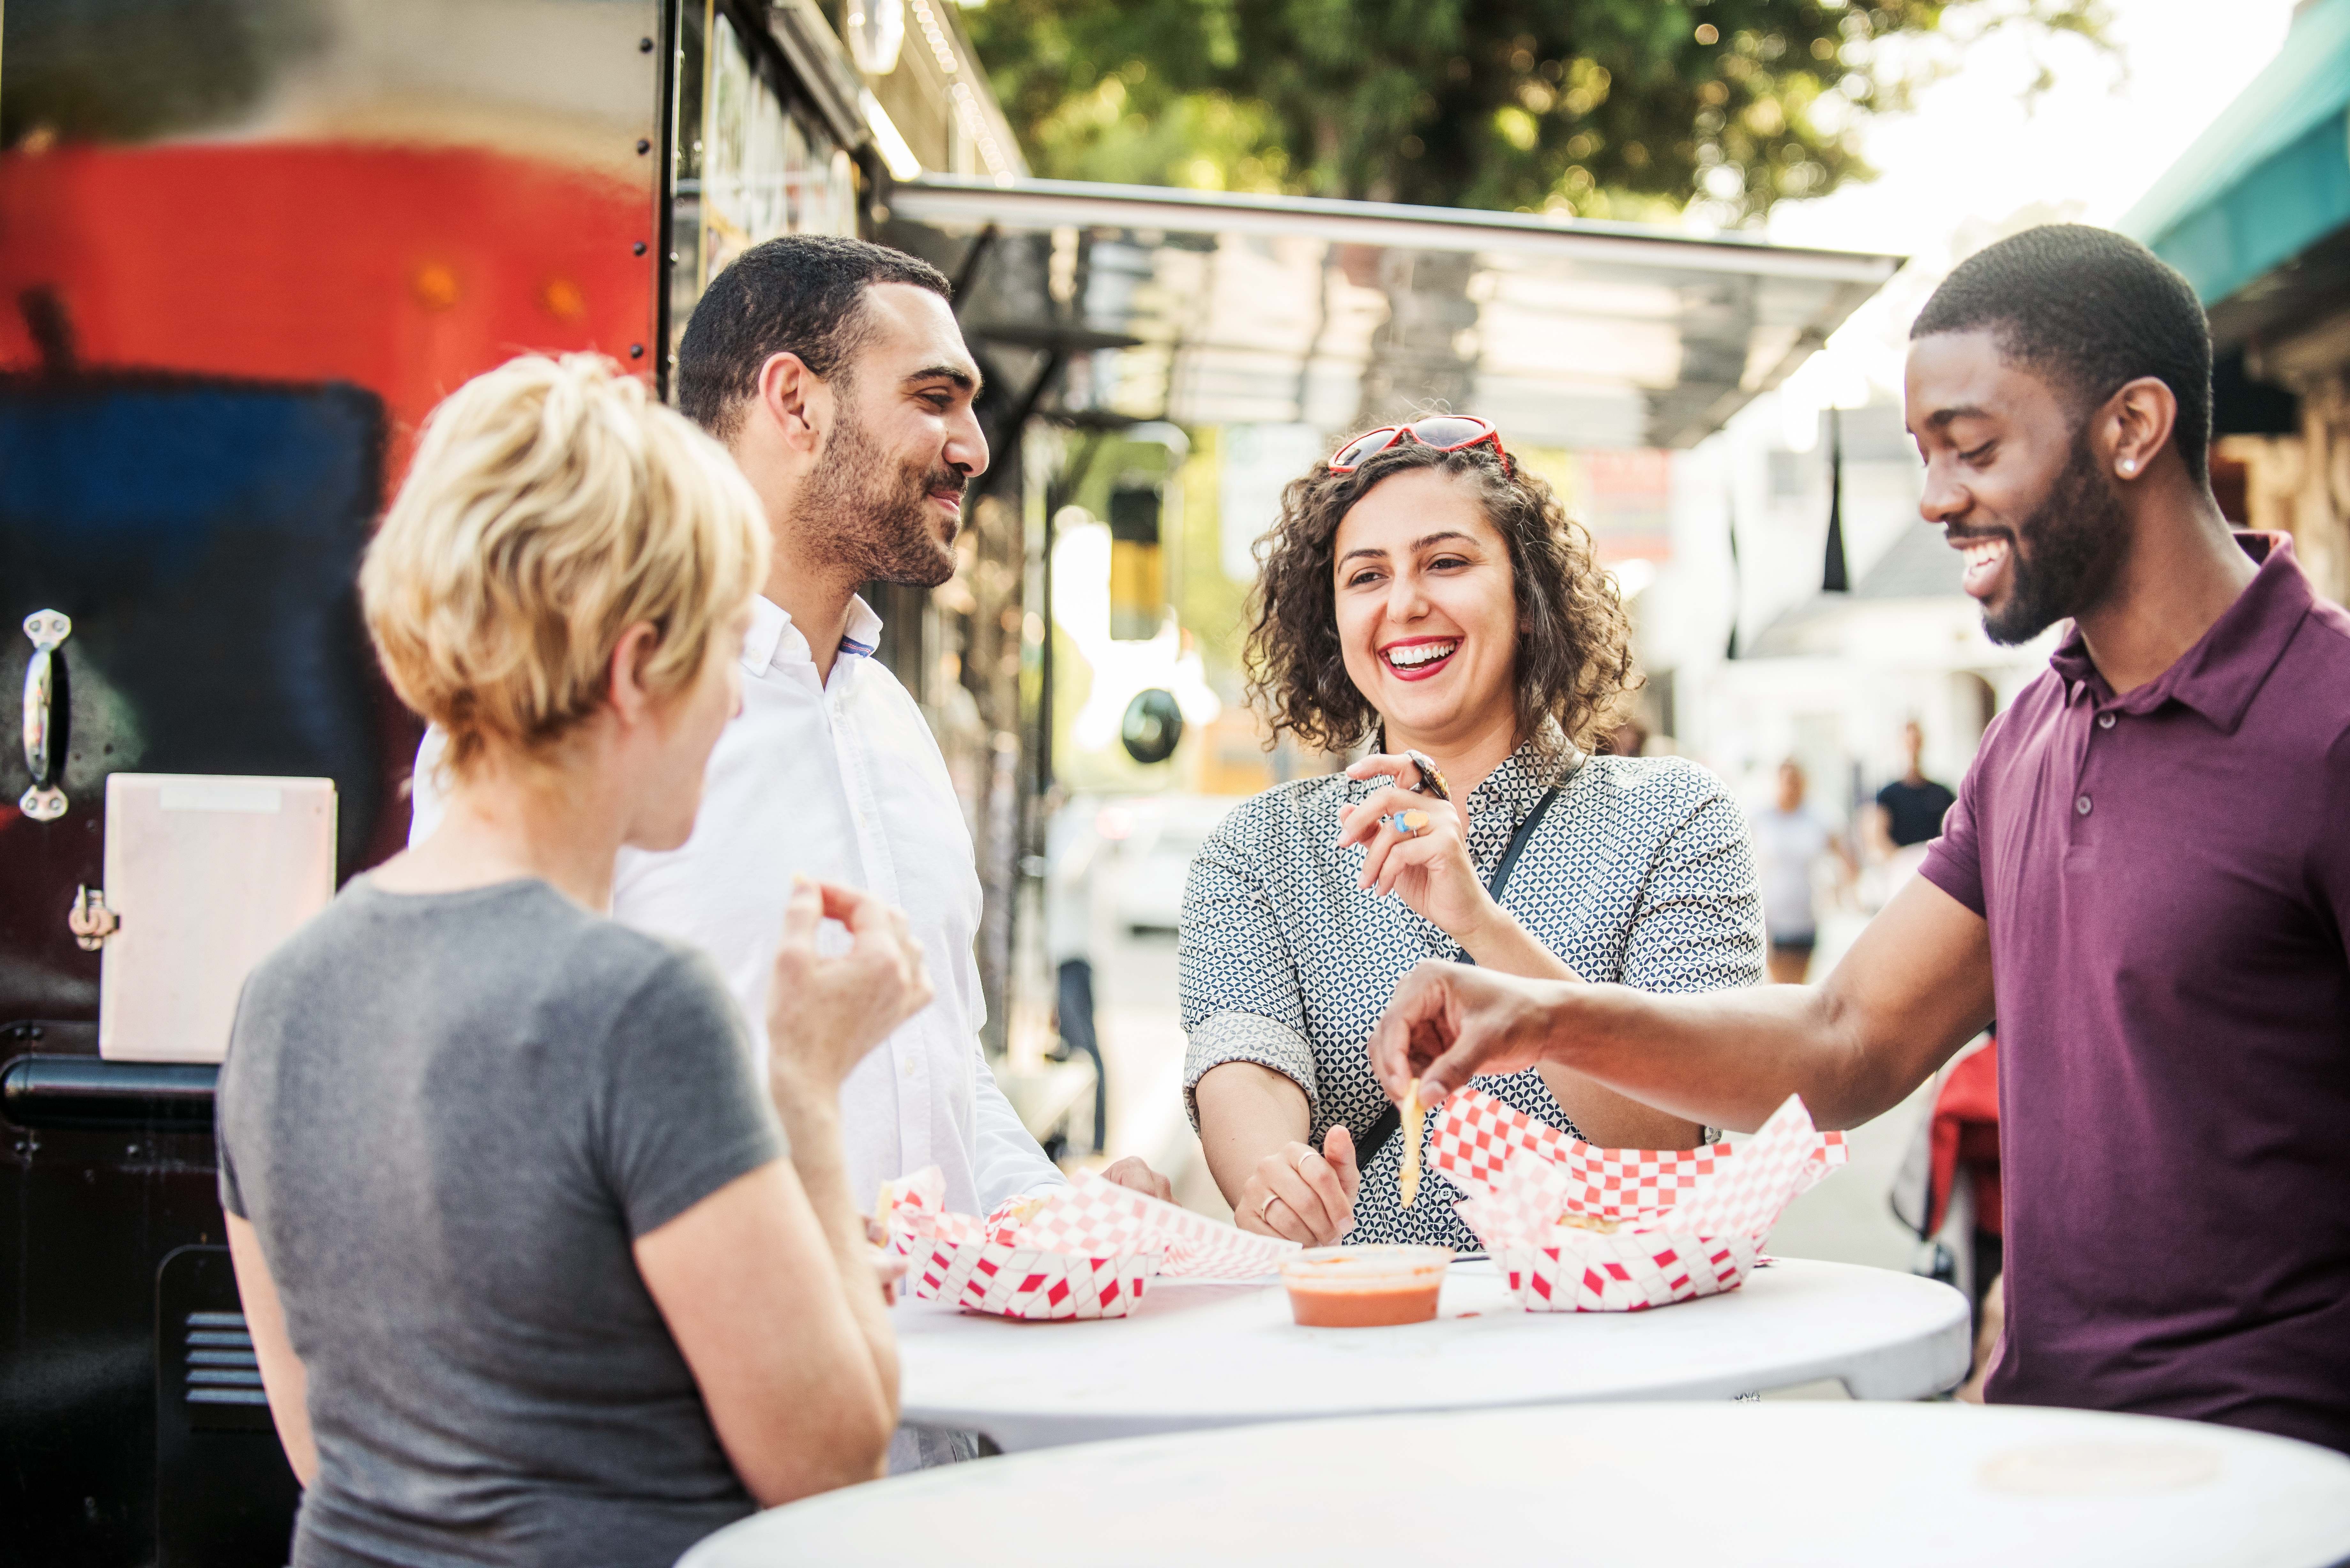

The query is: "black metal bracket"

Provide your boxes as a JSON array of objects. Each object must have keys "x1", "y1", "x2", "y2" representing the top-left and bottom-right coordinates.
[{"x1": 2, "y1": 1055, "x2": 218, "y2": 1132}]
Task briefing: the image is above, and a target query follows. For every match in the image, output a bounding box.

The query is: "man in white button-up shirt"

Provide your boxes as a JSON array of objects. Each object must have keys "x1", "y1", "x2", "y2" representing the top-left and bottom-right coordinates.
[{"x1": 413, "y1": 236, "x2": 1166, "y2": 1226}]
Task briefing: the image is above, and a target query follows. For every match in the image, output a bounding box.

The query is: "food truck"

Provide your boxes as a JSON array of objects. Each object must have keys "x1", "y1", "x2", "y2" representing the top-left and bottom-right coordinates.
[
  {"x1": 0, "y1": 2, "x2": 1891, "y2": 1559},
  {"x1": 0, "y1": 3, "x2": 984, "y2": 1558}
]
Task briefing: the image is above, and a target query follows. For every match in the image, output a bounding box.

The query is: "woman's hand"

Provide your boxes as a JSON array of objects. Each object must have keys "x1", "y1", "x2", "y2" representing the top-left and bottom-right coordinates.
[
  {"x1": 1234, "y1": 1125, "x2": 1361, "y2": 1246},
  {"x1": 1335, "y1": 753, "x2": 1501, "y2": 944},
  {"x1": 767, "y1": 877, "x2": 933, "y2": 1097},
  {"x1": 1098, "y1": 1156, "x2": 1175, "y2": 1202},
  {"x1": 863, "y1": 1214, "x2": 910, "y2": 1307}
]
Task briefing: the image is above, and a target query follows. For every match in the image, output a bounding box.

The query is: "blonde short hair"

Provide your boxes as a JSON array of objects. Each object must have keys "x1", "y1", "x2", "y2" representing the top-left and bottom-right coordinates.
[{"x1": 361, "y1": 354, "x2": 769, "y2": 777}]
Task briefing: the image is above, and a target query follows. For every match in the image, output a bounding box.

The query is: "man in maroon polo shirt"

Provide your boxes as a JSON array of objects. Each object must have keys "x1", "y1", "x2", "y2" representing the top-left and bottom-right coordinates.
[{"x1": 1364, "y1": 224, "x2": 2350, "y2": 1451}]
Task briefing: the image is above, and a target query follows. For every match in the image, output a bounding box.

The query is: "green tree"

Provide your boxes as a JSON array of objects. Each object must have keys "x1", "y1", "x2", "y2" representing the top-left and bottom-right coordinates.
[{"x1": 963, "y1": 0, "x2": 2110, "y2": 223}]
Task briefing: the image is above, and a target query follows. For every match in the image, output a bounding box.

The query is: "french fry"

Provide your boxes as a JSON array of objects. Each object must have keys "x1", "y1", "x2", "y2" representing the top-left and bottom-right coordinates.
[{"x1": 1399, "y1": 1078, "x2": 1423, "y2": 1207}]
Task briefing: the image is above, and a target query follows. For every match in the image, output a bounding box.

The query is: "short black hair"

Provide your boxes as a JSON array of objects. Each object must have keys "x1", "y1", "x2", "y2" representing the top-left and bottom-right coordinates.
[
  {"x1": 1911, "y1": 224, "x2": 2213, "y2": 484},
  {"x1": 675, "y1": 234, "x2": 952, "y2": 441}
]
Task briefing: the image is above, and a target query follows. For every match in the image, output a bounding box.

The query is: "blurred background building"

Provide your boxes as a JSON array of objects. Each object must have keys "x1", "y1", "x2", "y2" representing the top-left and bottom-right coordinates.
[{"x1": 2121, "y1": 0, "x2": 2350, "y2": 607}]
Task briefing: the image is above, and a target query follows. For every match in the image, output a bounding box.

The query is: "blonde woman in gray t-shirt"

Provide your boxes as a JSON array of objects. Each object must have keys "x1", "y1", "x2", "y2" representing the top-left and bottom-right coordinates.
[{"x1": 218, "y1": 355, "x2": 930, "y2": 1568}]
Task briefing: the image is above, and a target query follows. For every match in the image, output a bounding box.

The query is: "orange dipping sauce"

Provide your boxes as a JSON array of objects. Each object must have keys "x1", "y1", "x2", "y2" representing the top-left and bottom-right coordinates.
[{"x1": 1280, "y1": 1245, "x2": 1454, "y2": 1327}]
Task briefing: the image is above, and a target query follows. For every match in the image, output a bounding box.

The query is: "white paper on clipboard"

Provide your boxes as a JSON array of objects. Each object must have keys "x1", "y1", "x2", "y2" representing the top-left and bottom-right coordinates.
[{"x1": 97, "y1": 773, "x2": 337, "y2": 1064}]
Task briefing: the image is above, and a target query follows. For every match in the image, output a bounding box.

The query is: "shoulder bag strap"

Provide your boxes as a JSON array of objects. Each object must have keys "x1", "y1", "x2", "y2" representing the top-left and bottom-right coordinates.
[{"x1": 1354, "y1": 784, "x2": 1563, "y2": 1164}]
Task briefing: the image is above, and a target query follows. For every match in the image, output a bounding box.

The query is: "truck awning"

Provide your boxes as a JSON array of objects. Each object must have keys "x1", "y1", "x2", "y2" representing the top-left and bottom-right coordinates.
[
  {"x1": 881, "y1": 176, "x2": 1899, "y2": 449},
  {"x1": 2119, "y1": 0, "x2": 2350, "y2": 345}
]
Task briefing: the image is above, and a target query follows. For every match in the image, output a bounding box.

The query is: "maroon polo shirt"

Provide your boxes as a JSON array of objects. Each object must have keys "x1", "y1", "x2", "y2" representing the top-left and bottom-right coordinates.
[{"x1": 1919, "y1": 532, "x2": 2350, "y2": 1451}]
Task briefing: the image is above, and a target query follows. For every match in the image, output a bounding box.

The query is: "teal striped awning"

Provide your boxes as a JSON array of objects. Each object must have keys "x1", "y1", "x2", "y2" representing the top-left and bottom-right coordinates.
[{"x1": 2119, "y1": 0, "x2": 2350, "y2": 310}]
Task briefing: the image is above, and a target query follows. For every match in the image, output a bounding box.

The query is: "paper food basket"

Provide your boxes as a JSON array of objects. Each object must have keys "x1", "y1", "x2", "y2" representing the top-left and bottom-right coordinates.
[
  {"x1": 1428, "y1": 1089, "x2": 1847, "y2": 1312},
  {"x1": 883, "y1": 1165, "x2": 1300, "y2": 1320}
]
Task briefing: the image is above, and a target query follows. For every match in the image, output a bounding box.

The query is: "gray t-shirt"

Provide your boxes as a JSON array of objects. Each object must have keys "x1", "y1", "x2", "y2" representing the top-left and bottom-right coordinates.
[{"x1": 218, "y1": 877, "x2": 786, "y2": 1568}]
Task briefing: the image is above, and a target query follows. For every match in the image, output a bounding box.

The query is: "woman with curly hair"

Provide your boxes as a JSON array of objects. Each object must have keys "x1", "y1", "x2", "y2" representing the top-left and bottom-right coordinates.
[{"x1": 1180, "y1": 418, "x2": 1764, "y2": 1249}]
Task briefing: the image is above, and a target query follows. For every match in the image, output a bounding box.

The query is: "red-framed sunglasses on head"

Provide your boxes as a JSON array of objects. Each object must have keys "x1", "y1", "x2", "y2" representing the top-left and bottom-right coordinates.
[{"x1": 1329, "y1": 415, "x2": 1510, "y2": 478}]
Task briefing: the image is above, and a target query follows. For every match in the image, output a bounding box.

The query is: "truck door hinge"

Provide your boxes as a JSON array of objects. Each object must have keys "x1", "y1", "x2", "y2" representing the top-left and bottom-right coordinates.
[{"x1": 69, "y1": 885, "x2": 118, "y2": 951}]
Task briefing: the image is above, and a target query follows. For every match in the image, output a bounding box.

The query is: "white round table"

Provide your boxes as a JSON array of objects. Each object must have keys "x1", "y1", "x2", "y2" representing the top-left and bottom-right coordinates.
[
  {"x1": 894, "y1": 1257, "x2": 1969, "y2": 1452},
  {"x1": 682, "y1": 1402, "x2": 2350, "y2": 1568}
]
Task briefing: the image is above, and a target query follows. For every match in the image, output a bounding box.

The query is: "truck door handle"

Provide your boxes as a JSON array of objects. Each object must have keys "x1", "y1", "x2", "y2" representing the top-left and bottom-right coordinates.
[{"x1": 20, "y1": 608, "x2": 70, "y2": 820}]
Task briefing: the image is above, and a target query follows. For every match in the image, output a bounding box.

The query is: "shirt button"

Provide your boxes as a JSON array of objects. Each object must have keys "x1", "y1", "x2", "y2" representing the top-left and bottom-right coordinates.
[
  {"x1": 2097, "y1": 713, "x2": 2116, "y2": 730},
  {"x1": 2075, "y1": 794, "x2": 2093, "y2": 816},
  {"x1": 903, "y1": 1058, "x2": 918, "y2": 1078}
]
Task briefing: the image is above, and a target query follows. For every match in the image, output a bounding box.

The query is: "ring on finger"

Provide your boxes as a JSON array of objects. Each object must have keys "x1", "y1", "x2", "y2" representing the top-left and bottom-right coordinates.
[
  {"x1": 1379, "y1": 808, "x2": 1432, "y2": 839},
  {"x1": 1401, "y1": 749, "x2": 1452, "y2": 802},
  {"x1": 1261, "y1": 1193, "x2": 1283, "y2": 1221}
]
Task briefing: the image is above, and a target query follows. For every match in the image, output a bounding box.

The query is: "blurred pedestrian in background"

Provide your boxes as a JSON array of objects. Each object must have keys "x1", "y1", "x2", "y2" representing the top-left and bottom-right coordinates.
[
  {"x1": 1597, "y1": 714, "x2": 1649, "y2": 758},
  {"x1": 1042, "y1": 787, "x2": 1109, "y2": 1157},
  {"x1": 1748, "y1": 759, "x2": 1855, "y2": 982},
  {"x1": 1867, "y1": 721, "x2": 1958, "y2": 893}
]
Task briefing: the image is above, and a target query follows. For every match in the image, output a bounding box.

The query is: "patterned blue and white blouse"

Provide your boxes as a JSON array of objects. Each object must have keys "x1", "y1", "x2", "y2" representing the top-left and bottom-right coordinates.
[{"x1": 1179, "y1": 735, "x2": 1766, "y2": 1250}]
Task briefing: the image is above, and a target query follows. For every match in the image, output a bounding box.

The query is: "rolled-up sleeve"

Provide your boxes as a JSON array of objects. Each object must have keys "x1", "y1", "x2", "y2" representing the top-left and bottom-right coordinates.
[
  {"x1": 971, "y1": 1037, "x2": 1071, "y2": 1209},
  {"x1": 1178, "y1": 807, "x2": 1318, "y2": 1131},
  {"x1": 1619, "y1": 764, "x2": 1768, "y2": 995}
]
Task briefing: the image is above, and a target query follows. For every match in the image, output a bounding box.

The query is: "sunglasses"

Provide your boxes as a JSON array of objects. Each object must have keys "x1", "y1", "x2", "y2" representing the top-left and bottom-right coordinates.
[{"x1": 1329, "y1": 415, "x2": 1511, "y2": 478}]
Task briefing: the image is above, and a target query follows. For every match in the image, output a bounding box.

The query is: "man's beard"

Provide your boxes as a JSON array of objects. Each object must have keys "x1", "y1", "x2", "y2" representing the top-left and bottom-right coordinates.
[
  {"x1": 799, "y1": 406, "x2": 964, "y2": 589},
  {"x1": 1978, "y1": 425, "x2": 2130, "y2": 646}
]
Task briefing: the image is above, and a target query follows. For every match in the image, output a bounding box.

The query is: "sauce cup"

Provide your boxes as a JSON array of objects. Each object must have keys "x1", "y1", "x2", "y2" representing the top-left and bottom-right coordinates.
[{"x1": 1280, "y1": 1244, "x2": 1454, "y2": 1327}]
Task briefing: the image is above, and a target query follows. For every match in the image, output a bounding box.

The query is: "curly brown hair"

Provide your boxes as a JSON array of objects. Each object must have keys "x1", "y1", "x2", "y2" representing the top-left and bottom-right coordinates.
[{"x1": 1243, "y1": 437, "x2": 1638, "y2": 767}]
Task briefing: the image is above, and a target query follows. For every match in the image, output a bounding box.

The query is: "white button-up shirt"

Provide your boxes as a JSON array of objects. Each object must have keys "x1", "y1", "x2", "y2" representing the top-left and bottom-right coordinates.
[{"x1": 410, "y1": 594, "x2": 1065, "y2": 1216}]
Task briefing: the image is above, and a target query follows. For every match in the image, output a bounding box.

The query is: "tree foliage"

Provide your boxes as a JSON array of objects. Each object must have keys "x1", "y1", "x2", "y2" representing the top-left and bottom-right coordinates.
[{"x1": 963, "y1": 0, "x2": 2110, "y2": 224}]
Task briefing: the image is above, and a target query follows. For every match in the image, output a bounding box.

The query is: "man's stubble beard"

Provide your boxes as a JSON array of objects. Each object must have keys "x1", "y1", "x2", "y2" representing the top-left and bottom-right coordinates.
[
  {"x1": 799, "y1": 403, "x2": 964, "y2": 589},
  {"x1": 1981, "y1": 424, "x2": 2131, "y2": 646}
]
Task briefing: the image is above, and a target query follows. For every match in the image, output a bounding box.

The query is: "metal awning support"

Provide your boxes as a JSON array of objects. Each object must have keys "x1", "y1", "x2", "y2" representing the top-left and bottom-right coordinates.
[
  {"x1": 892, "y1": 179, "x2": 1899, "y2": 280},
  {"x1": 882, "y1": 175, "x2": 1901, "y2": 451},
  {"x1": 764, "y1": 0, "x2": 878, "y2": 155}
]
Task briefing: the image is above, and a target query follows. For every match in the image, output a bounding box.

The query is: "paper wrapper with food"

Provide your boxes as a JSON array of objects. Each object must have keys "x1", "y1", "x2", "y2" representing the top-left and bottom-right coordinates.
[
  {"x1": 881, "y1": 1165, "x2": 1301, "y2": 1320},
  {"x1": 1428, "y1": 1088, "x2": 1848, "y2": 1312}
]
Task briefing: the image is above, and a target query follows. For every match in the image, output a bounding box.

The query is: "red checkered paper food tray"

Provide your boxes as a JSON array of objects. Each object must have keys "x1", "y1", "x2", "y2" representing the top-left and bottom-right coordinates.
[
  {"x1": 880, "y1": 1167, "x2": 1153, "y2": 1319},
  {"x1": 881, "y1": 1166, "x2": 1299, "y2": 1320},
  {"x1": 1018, "y1": 1170, "x2": 1300, "y2": 1281},
  {"x1": 1429, "y1": 1089, "x2": 1846, "y2": 1313},
  {"x1": 1496, "y1": 1229, "x2": 1766, "y2": 1312}
]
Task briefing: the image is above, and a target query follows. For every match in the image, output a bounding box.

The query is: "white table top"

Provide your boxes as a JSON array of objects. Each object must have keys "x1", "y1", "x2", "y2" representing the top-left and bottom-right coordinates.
[
  {"x1": 683, "y1": 1402, "x2": 2350, "y2": 1568},
  {"x1": 895, "y1": 1256, "x2": 1969, "y2": 1451}
]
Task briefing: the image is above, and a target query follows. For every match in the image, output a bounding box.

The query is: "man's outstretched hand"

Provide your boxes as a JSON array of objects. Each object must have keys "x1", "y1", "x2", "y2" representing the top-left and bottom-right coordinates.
[{"x1": 1368, "y1": 961, "x2": 1572, "y2": 1107}]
